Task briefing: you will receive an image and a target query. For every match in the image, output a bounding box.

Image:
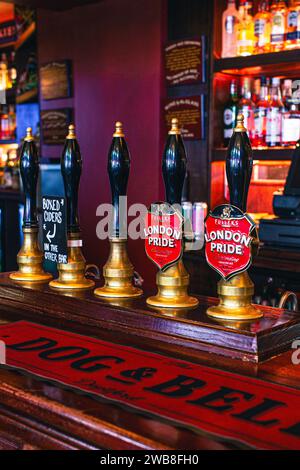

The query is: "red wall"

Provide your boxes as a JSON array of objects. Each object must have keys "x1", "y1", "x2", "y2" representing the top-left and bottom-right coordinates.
[{"x1": 37, "y1": 0, "x2": 165, "y2": 288}]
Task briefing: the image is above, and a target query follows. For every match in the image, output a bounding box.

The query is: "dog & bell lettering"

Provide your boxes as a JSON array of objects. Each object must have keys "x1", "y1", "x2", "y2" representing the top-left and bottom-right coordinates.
[
  {"x1": 206, "y1": 114, "x2": 262, "y2": 321},
  {"x1": 42, "y1": 196, "x2": 68, "y2": 265}
]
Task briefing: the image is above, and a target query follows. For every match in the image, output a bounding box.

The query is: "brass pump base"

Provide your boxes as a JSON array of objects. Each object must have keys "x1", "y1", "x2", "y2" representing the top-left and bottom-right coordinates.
[
  {"x1": 147, "y1": 260, "x2": 199, "y2": 309},
  {"x1": 49, "y1": 233, "x2": 94, "y2": 290},
  {"x1": 207, "y1": 271, "x2": 262, "y2": 321},
  {"x1": 94, "y1": 238, "x2": 142, "y2": 298},
  {"x1": 10, "y1": 227, "x2": 52, "y2": 283}
]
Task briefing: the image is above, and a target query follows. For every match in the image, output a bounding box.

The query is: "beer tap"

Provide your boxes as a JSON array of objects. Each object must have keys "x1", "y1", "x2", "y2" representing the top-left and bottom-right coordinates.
[
  {"x1": 146, "y1": 118, "x2": 198, "y2": 308},
  {"x1": 49, "y1": 124, "x2": 95, "y2": 290},
  {"x1": 10, "y1": 128, "x2": 52, "y2": 283},
  {"x1": 94, "y1": 122, "x2": 142, "y2": 298},
  {"x1": 207, "y1": 115, "x2": 262, "y2": 321}
]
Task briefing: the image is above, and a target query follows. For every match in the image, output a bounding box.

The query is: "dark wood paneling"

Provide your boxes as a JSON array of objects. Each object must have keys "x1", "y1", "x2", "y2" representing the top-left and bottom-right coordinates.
[
  {"x1": 4, "y1": 0, "x2": 103, "y2": 11},
  {"x1": 167, "y1": 0, "x2": 213, "y2": 203}
]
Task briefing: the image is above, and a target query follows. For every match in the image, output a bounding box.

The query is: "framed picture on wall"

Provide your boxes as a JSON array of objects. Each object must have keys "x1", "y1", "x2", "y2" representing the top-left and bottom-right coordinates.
[
  {"x1": 41, "y1": 108, "x2": 74, "y2": 145},
  {"x1": 164, "y1": 95, "x2": 205, "y2": 140},
  {"x1": 40, "y1": 60, "x2": 72, "y2": 100}
]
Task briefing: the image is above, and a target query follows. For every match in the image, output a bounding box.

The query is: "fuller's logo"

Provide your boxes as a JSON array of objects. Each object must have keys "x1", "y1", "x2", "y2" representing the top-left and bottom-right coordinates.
[
  {"x1": 205, "y1": 204, "x2": 256, "y2": 280},
  {"x1": 144, "y1": 202, "x2": 183, "y2": 271}
]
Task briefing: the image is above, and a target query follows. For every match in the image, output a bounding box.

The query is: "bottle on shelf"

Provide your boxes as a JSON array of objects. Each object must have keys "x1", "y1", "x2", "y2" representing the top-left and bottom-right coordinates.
[
  {"x1": 223, "y1": 79, "x2": 239, "y2": 146},
  {"x1": 253, "y1": 77, "x2": 261, "y2": 103},
  {"x1": 8, "y1": 105, "x2": 16, "y2": 141},
  {"x1": 282, "y1": 99, "x2": 300, "y2": 145},
  {"x1": 222, "y1": 0, "x2": 240, "y2": 57},
  {"x1": 0, "y1": 105, "x2": 9, "y2": 141},
  {"x1": 0, "y1": 53, "x2": 8, "y2": 91},
  {"x1": 8, "y1": 51, "x2": 17, "y2": 89},
  {"x1": 270, "y1": 0, "x2": 287, "y2": 52},
  {"x1": 285, "y1": 0, "x2": 300, "y2": 48},
  {"x1": 237, "y1": 0, "x2": 255, "y2": 56},
  {"x1": 282, "y1": 78, "x2": 293, "y2": 109},
  {"x1": 266, "y1": 77, "x2": 284, "y2": 146},
  {"x1": 253, "y1": 76, "x2": 269, "y2": 147},
  {"x1": 254, "y1": 0, "x2": 271, "y2": 53},
  {"x1": 238, "y1": 76, "x2": 255, "y2": 141}
]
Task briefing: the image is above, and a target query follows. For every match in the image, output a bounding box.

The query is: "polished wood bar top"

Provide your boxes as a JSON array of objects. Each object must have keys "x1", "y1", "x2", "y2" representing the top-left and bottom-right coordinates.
[{"x1": 0, "y1": 273, "x2": 299, "y2": 450}]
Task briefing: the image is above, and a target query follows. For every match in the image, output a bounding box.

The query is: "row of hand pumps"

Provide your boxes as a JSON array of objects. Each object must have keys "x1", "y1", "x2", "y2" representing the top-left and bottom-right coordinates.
[{"x1": 9, "y1": 118, "x2": 197, "y2": 310}]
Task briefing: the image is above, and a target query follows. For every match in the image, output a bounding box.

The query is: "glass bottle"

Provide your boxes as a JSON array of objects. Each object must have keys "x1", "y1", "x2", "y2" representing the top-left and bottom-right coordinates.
[
  {"x1": 8, "y1": 105, "x2": 16, "y2": 141},
  {"x1": 8, "y1": 51, "x2": 17, "y2": 89},
  {"x1": 223, "y1": 80, "x2": 239, "y2": 146},
  {"x1": 254, "y1": 0, "x2": 271, "y2": 53},
  {"x1": 282, "y1": 78, "x2": 293, "y2": 110},
  {"x1": 282, "y1": 102, "x2": 300, "y2": 145},
  {"x1": 0, "y1": 105, "x2": 9, "y2": 141},
  {"x1": 253, "y1": 76, "x2": 269, "y2": 147},
  {"x1": 285, "y1": 0, "x2": 300, "y2": 49},
  {"x1": 222, "y1": 0, "x2": 240, "y2": 57},
  {"x1": 270, "y1": 0, "x2": 287, "y2": 52},
  {"x1": 238, "y1": 76, "x2": 255, "y2": 141},
  {"x1": 266, "y1": 77, "x2": 284, "y2": 147},
  {"x1": 0, "y1": 53, "x2": 8, "y2": 91},
  {"x1": 236, "y1": 0, "x2": 255, "y2": 56}
]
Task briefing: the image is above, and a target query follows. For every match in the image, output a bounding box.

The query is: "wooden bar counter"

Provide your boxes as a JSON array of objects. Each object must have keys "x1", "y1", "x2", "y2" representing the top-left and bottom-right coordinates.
[{"x1": 0, "y1": 273, "x2": 299, "y2": 451}]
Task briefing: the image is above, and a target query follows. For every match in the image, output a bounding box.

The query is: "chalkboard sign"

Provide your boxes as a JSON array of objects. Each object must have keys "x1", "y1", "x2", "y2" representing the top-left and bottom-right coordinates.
[
  {"x1": 40, "y1": 60, "x2": 72, "y2": 100},
  {"x1": 164, "y1": 38, "x2": 205, "y2": 86},
  {"x1": 164, "y1": 96, "x2": 204, "y2": 140},
  {"x1": 42, "y1": 196, "x2": 68, "y2": 265},
  {"x1": 41, "y1": 108, "x2": 73, "y2": 145}
]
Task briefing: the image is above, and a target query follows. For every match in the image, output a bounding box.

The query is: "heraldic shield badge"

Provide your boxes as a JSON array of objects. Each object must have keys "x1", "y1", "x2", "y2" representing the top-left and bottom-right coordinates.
[
  {"x1": 205, "y1": 204, "x2": 256, "y2": 281},
  {"x1": 144, "y1": 202, "x2": 183, "y2": 271}
]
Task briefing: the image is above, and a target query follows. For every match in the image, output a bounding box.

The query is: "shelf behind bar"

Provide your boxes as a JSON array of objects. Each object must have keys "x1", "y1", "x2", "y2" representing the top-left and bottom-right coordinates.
[
  {"x1": 214, "y1": 49, "x2": 300, "y2": 76},
  {"x1": 212, "y1": 147, "x2": 294, "y2": 162}
]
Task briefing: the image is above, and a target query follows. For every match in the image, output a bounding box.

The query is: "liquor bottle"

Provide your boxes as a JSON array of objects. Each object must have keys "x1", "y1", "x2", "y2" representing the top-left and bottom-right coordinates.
[
  {"x1": 223, "y1": 79, "x2": 239, "y2": 146},
  {"x1": 222, "y1": 0, "x2": 240, "y2": 57},
  {"x1": 254, "y1": 0, "x2": 271, "y2": 53},
  {"x1": 0, "y1": 105, "x2": 9, "y2": 141},
  {"x1": 0, "y1": 53, "x2": 8, "y2": 91},
  {"x1": 237, "y1": 0, "x2": 255, "y2": 56},
  {"x1": 252, "y1": 77, "x2": 261, "y2": 103},
  {"x1": 282, "y1": 78, "x2": 293, "y2": 109},
  {"x1": 8, "y1": 51, "x2": 17, "y2": 89},
  {"x1": 266, "y1": 77, "x2": 284, "y2": 147},
  {"x1": 8, "y1": 105, "x2": 16, "y2": 140},
  {"x1": 253, "y1": 76, "x2": 269, "y2": 147},
  {"x1": 238, "y1": 77, "x2": 255, "y2": 141},
  {"x1": 270, "y1": 0, "x2": 287, "y2": 51},
  {"x1": 285, "y1": 0, "x2": 300, "y2": 48},
  {"x1": 282, "y1": 102, "x2": 300, "y2": 145}
]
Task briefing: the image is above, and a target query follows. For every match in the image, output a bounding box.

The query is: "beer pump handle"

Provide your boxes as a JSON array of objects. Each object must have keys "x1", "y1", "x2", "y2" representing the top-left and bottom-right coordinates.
[
  {"x1": 162, "y1": 118, "x2": 187, "y2": 205},
  {"x1": 108, "y1": 122, "x2": 130, "y2": 238},
  {"x1": 61, "y1": 124, "x2": 82, "y2": 233},
  {"x1": 226, "y1": 114, "x2": 253, "y2": 213},
  {"x1": 20, "y1": 128, "x2": 39, "y2": 228}
]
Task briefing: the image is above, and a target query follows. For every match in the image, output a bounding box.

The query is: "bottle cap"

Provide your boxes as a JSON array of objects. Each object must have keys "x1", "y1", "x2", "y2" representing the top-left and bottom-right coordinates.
[
  {"x1": 66, "y1": 124, "x2": 76, "y2": 139},
  {"x1": 113, "y1": 121, "x2": 125, "y2": 137},
  {"x1": 234, "y1": 114, "x2": 247, "y2": 133},
  {"x1": 24, "y1": 127, "x2": 34, "y2": 142},
  {"x1": 168, "y1": 118, "x2": 181, "y2": 135}
]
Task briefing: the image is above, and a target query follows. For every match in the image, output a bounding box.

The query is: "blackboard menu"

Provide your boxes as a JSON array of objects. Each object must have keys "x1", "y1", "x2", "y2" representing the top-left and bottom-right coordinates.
[
  {"x1": 164, "y1": 39, "x2": 204, "y2": 86},
  {"x1": 164, "y1": 96, "x2": 203, "y2": 140},
  {"x1": 41, "y1": 108, "x2": 73, "y2": 145},
  {"x1": 40, "y1": 60, "x2": 72, "y2": 100}
]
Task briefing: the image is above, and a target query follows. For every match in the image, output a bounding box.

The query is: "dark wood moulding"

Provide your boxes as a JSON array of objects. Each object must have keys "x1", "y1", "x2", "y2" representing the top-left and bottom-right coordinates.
[
  {"x1": 0, "y1": 272, "x2": 299, "y2": 450},
  {"x1": 0, "y1": 273, "x2": 299, "y2": 363}
]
